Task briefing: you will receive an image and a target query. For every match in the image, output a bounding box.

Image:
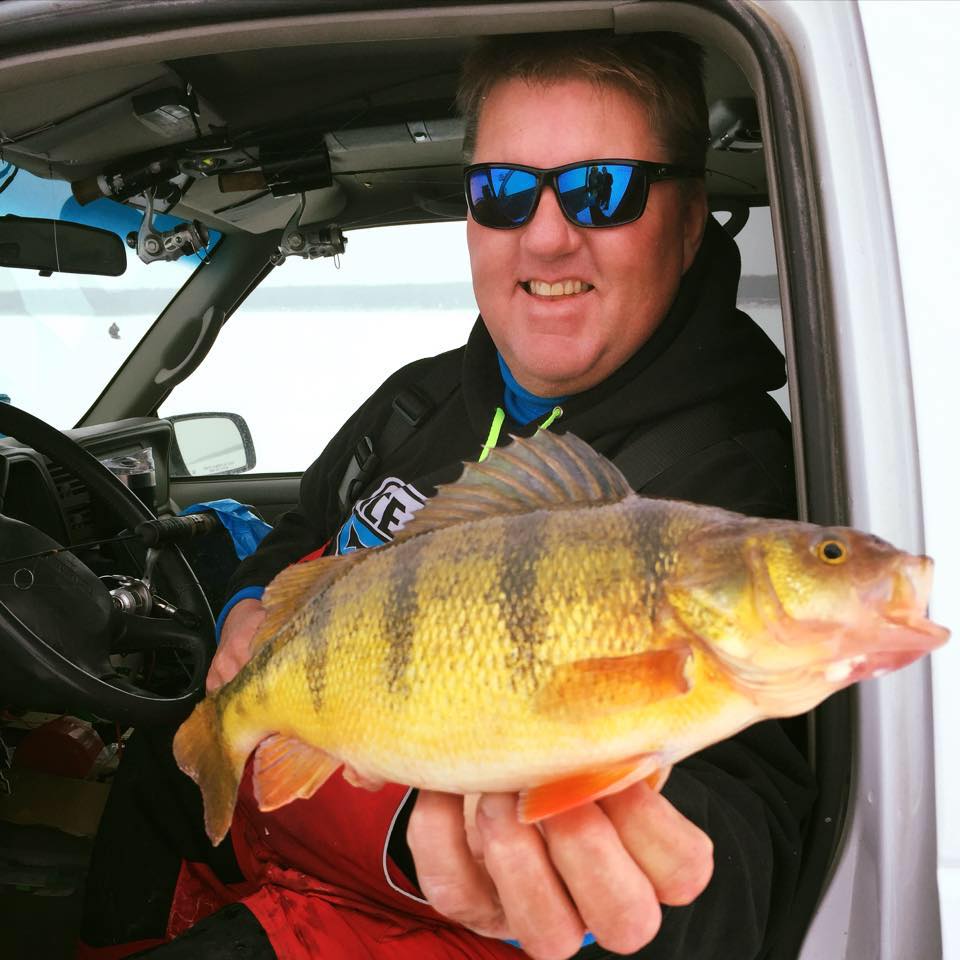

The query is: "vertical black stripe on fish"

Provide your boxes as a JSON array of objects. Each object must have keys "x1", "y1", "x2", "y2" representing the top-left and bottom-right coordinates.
[
  {"x1": 499, "y1": 514, "x2": 547, "y2": 693},
  {"x1": 214, "y1": 690, "x2": 229, "y2": 727},
  {"x1": 299, "y1": 601, "x2": 333, "y2": 710},
  {"x1": 229, "y1": 621, "x2": 323, "y2": 710},
  {"x1": 622, "y1": 501, "x2": 672, "y2": 620},
  {"x1": 383, "y1": 535, "x2": 429, "y2": 696},
  {"x1": 250, "y1": 639, "x2": 272, "y2": 707},
  {"x1": 224, "y1": 638, "x2": 269, "y2": 707}
]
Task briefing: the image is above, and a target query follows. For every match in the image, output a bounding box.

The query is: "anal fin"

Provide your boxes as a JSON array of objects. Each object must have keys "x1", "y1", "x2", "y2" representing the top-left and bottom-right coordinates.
[
  {"x1": 519, "y1": 753, "x2": 663, "y2": 823},
  {"x1": 644, "y1": 763, "x2": 672, "y2": 794},
  {"x1": 253, "y1": 735, "x2": 341, "y2": 811},
  {"x1": 342, "y1": 764, "x2": 387, "y2": 792}
]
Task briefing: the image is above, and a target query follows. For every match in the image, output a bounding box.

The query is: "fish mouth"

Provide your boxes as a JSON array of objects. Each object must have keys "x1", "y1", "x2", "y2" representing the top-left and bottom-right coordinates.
[
  {"x1": 827, "y1": 614, "x2": 950, "y2": 685},
  {"x1": 877, "y1": 556, "x2": 950, "y2": 655},
  {"x1": 846, "y1": 644, "x2": 938, "y2": 682},
  {"x1": 819, "y1": 555, "x2": 949, "y2": 686},
  {"x1": 874, "y1": 554, "x2": 950, "y2": 650}
]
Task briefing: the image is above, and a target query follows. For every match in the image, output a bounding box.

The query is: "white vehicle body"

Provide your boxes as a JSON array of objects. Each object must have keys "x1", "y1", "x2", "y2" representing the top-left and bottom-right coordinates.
[{"x1": 768, "y1": 2, "x2": 959, "y2": 957}]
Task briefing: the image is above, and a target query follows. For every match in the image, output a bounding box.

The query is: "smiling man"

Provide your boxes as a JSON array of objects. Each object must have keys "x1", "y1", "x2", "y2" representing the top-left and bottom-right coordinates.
[
  {"x1": 464, "y1": 77, "x2": 705, "y2": 399},
  {"x1": 83, "y1": 31, "x2": 815, "y2": 960}
]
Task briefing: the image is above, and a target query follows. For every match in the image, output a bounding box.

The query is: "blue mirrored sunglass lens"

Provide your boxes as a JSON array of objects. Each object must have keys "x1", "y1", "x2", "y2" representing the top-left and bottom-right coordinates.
[
  {"x1": 468, "y1": 167, "x2": 540, "y2": 225},
  {"x1": 555, "y1": 164, "x2": 643, "y2": 225}
]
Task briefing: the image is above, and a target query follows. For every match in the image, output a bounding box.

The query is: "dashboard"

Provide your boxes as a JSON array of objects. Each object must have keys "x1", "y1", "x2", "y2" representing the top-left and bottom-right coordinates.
[{"x1": 0, "y1": 417, "x2": 174, "y2": 547}]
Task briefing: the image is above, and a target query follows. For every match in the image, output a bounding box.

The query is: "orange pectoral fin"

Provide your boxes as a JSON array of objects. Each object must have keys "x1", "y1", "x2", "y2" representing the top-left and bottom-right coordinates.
[
  {"x1": 535, "y1": 646, "x2": 692, "y2": 722},
  {"x1": 252, "y1": 735, "x2": 342, "y2": 812},
  {"x1": 519, "y1": 754, "x2": 663, "y2": 823}
]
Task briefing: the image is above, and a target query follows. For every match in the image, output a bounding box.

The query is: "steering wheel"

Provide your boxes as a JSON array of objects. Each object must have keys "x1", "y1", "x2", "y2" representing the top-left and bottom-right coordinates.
[{"x1": 0, "y1": 402, "x2": 215, "y2": 726}]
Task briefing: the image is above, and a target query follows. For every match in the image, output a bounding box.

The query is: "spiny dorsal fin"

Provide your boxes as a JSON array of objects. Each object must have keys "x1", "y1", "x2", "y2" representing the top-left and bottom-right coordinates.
[
  {"x1": 396, "y1": 431, "x2": 634, "y2": 541},
  {"x1": 251, "y1": 552, "x2": 364, "y2": 655}
]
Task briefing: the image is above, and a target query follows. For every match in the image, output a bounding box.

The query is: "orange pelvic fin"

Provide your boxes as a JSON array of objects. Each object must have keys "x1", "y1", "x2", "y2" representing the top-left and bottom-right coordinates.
[
  {"x1": 519, "y1": 753, "x2": 662, "y2": 823},
  {"x1": 252, "y1": 734, "x2": 341, "y2": 811},
  {"x1": 535, "y1": 646, "x2": 692, "y2": 722}
]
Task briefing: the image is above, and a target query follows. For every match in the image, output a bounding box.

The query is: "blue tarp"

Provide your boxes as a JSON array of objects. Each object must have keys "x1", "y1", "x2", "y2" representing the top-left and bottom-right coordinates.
[{"x1": 181, "y1": 498, "x2": 272, "y2": 559}]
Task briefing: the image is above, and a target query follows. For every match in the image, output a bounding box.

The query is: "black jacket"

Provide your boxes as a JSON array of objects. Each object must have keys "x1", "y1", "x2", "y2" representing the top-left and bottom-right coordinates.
[{"x1": 228, "y1": 216, "x2": 816, "y2": 959}]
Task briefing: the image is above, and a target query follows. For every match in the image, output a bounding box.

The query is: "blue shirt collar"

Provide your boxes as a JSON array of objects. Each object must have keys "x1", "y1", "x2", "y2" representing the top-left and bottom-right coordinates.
[{"x1": 497, "y1": 353, "x2": 568, "y2": 425}]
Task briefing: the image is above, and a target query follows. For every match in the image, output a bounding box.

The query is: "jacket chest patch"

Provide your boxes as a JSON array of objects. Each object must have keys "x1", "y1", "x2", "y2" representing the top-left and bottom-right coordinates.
[{"x1": 335, "y1": 477, "x2": 426, "y2": 555}]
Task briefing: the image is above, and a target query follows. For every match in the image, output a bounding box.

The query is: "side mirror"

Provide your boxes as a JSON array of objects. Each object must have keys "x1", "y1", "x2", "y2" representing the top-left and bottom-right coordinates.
[
  {"x1": 168, "y1": 412, "x2": 256, "y2": 477},
  {"x1": 0, "y1": 215, "x2": 126, "y2": 276}
]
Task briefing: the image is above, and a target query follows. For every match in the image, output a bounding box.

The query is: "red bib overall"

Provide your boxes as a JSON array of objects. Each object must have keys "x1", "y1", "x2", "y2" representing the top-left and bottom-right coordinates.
[{"x1": 166, "y1": 768, "x2": 522, "y2": 960}]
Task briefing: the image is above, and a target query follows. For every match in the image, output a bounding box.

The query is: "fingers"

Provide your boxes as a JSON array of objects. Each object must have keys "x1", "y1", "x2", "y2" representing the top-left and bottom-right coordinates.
[
  {"x1": 599, "y1": 781, "x2": 714, "y2": 906},
  {"x1": 206, "y1": 598, "x2": 265, "y2": 692},
  {"x1": 462, "y1": 793, "x2": 484, "y2": 861},
  {"x1": 501, "y1": 785, "x2": 711, "y2": 957},
  {"x1": 474, "y1": 794, "x2": 587, "y2": 959},
  {"x1": 541, "y1": 802, "x2": 662, "y2": 955},
  {"x1": 412, "y1": 784, "x2": 714, "y2": 960},
  {"x1": 408, "y1": 790, "x2": 510, "y2": 939},
  {"x1": 205, "y1": 648, "x2": 235, "y2": 693}
]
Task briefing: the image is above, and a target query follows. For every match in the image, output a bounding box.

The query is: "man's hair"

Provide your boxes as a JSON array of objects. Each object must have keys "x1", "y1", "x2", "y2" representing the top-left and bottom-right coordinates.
[{"x1": 457, "y1": 31, "x2": 709, "y2": 172}]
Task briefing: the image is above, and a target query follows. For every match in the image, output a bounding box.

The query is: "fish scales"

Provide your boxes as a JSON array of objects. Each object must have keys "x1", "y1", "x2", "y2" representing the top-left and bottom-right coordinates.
[
  {"x1": 382, "y1": 533, "x2": 429, "y2": 696},
  {"x1": 536, "y1": 502, "x2": 662, "y2": 662},
  {"x1": 498, "y1": 513, "x2": 549, "y2": 694},
  {"x1": 224, "y1": 499, "x2": 727, "y2": 789},
  {"x1": 366, "y1": 507, "x2": 682, "y2": 776},
  {"x1": 290, "y1": 516, "x2": 516, "y2": 772},
  {"x1": 373, "y1": 503, "x2": 739, "y2": 786},
  {"x1": 239, "y1": 507, "x2": 778, "y2": 793}
]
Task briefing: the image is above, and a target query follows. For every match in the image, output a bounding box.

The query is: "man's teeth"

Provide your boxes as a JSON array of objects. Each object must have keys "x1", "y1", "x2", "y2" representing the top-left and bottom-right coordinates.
[{"x1": 525, "y1": 279, "x2": 592, "y2": 297}]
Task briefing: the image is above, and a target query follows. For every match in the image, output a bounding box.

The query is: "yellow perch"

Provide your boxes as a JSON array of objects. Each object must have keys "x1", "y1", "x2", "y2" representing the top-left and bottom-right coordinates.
[{"x1": 174, "y1": 431, "x2": 950, "y2": 846}]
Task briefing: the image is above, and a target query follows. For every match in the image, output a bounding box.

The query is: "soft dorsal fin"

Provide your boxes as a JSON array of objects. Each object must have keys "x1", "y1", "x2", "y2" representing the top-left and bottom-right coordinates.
[
  {"x1": 395, "y1": 431, "x2": 634, "y2": 542},
  {"x1": 251, "y1": 552, "x2": 365, "y2": 655}
]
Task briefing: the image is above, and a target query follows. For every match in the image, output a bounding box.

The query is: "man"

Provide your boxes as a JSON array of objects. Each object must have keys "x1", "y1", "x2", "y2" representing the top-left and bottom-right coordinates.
[{"x1": 82, "y1": 31, "x2": 814, "y2": 960}]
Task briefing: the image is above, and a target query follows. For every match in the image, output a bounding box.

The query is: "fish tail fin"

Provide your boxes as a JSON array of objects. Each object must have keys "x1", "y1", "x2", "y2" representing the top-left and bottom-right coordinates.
[{"x1": 173, "y1": 698, "x2": 247, "y2": 846}]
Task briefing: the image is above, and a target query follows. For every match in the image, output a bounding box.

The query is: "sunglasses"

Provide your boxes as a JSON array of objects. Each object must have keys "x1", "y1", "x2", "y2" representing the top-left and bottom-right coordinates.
[{"x1": 464, "y1": 159, "x2": 703, "y2": 230}]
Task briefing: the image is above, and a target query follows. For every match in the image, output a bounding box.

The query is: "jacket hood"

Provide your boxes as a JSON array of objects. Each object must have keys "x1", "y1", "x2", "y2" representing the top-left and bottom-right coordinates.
[{"x1": 461, "y1": 215, "x2": 787, "y2": 441}]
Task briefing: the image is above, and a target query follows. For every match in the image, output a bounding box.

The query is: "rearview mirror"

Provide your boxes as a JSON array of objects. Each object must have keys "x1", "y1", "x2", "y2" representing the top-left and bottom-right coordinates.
[
  {"x1": 0, "y1": 215, "x2": 126, "y2": 276},
  {"x1": 168, "y1": 412, "x2": 256, "y2": 477}
]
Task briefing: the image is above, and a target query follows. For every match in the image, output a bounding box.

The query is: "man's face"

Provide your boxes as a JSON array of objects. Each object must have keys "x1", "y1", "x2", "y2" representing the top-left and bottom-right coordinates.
[{"x1": 467, "y1": 77, "x2": 707, "y2": 397}]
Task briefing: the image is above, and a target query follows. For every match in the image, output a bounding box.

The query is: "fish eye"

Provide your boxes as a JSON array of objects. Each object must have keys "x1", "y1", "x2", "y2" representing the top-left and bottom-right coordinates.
[{"x1": 816, "y1": 539, "x2": 847, "y2": 564}]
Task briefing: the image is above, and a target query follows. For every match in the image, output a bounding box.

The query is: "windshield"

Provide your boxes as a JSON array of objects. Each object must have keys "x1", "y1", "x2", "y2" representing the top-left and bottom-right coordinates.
[{"x1": 0, "y1": 165, "x2": 214, "y2": 428}]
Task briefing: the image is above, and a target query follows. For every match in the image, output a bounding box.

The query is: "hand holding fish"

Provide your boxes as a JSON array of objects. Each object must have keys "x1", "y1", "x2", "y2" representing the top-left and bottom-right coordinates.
[
  {"x1": 409, "y1": 784, "x2": 712, "y2": 959},
  {"x1": 206, "y1": 597, "x2": 265, "y2": 693}
]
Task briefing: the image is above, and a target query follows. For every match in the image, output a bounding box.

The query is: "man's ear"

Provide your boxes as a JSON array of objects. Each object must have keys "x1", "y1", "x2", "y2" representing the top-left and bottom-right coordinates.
[{"x1": 681, "y1": 183, "x2": 709, "y2": 273}]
